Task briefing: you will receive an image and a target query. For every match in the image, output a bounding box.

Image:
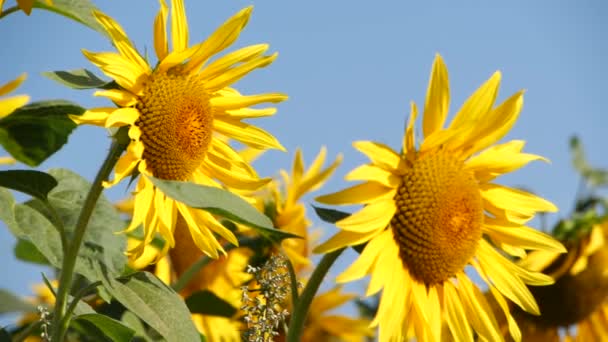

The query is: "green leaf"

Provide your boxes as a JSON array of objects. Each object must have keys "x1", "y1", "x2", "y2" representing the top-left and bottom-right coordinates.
[
  {"x1": 312, "y1": 205, "x2": 350, "y2": 223},
  {"x1": 33, "y1": 0, "x2": 108, "y2": 38},
  {"x1": 97, "y1": 269, "x2": 200, "y2": 342},
  {"x1": 0, "y1": 327, "x2": 10, "y2": 342},
  {"x1": 74, "y1": 314, "x2": 135, "y2": 342},
  {"x1": 121, "y1": 311, "x2": 153, "y2": 342},
  {"x1": 185, "y1": 290, "x2": 237, "y2": 318},
  {"x1": 14, "y1": 239, "x2": 49, "y2": 265},
  {"x1": 570, "y1": 136, "x2": 608, "y2": 188},
  {"x1": 0, "y1": 289, "x2": 36, "y2": 314},
  {"x1": 0, "y1": 169, "x2": 127, "y2": 282},
  {"x1": 0, "y1": 100, "x2": 85, "y2": 166},
  {"x1": 149, "y1": 176, "x2": 299, "y2": 242},
  {"x1": 0, "y1": 170, "x2": 57, "y2": 201},
  {"x1": 42, "y1": 69, "x2": 112, "y2": 90}
]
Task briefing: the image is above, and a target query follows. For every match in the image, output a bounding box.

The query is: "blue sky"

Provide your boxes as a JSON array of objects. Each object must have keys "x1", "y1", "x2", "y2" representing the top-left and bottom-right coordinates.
[{"x1": 1, "y1": 0, "x2": 606, "y2": 325}]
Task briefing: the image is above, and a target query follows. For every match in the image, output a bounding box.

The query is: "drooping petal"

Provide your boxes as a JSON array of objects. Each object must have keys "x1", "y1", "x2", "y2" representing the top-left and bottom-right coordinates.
[
  {"x1": 337, "y1": 229, "x2": 391, "y2": 283},
  {"x1": 213, "y1": 118, "x2": 285, "y2": 151},
  {"x1": 422, "y1": 54, "x2": 450, "y2": 138},
  {"x1": 94, "y1": 89, "x2": 138, "y2": 107},
  {"x1": 483, "y1": 217, "x2": 566, "y2": 253},
  {"x1": 105, "y1": 107, "x2": 140, "y2": 127},
  {"x1": 481, "y1": 183, "x2": 558, "y2": 223},
  {"x1": 70, "y1": 107, "x2": 113, "y2": 126},
  {"x1": 82, "y1": 50, "x2": 148, "y2": 94},
  {"x1": 0, "y1": 95, "x2": 29, "y2": 119},
  {"x1": 0, "y1": 73, "x2": 26, "y2": 96}
]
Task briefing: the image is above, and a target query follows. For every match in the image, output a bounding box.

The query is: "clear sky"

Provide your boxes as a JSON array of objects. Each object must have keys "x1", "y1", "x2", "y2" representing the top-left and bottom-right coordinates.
[{"x1": 1, "y1": 0, "x2": 606, "y2": 325}]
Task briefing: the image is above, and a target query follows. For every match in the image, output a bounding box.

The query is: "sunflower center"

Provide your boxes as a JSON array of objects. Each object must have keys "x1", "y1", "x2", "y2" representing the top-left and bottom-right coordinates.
[
  {"x1": 136, "y1": 72, "x2": 213, "y2": 180},
  {"x1": 391, "y1": 151, "x2": 483, "y2": 285}
]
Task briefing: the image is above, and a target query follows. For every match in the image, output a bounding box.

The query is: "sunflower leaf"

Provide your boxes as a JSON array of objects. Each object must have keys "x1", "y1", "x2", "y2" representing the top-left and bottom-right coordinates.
[
  {"x1": 185, "y1": 290, "x2": 237, "y2": 318},
  {"x1": 95, "y1": 268, "x2": 200, "y2": 342},
  {"x1": 14, "y1": 239, "x2": 49, "y2": 265},
  {"x1": 149, "y1": 177, "x2": 300, "y2": 242},
  {"x1": 312, "y1": 205, "x2": 350, "y2": 223},
  {"x1": 0, "y1": 170, "x2": 57, "y2": 201},
  {"x1": 0, "y1": 169, "x2": 127, "y2": 283},
  {"x1": 0, "y1": 289, "x2": 36, "y2": 314},
  {"x1": 0, "y1": 100, "x2": 85, "y2": 166},
  {"x1": 73, "y1": 314, "x2": 136, "y2": 342},
  {"x1": 42, "y1": 69, "x2": 114, "y2": 90},
  {"x1": 33, "y1": 0, "x2": 108, "y2": 38}
]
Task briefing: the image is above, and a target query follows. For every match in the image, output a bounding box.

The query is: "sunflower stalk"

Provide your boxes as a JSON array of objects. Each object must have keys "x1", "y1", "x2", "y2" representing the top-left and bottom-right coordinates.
[
  {"x1": 50, "y1": 130, "x2": 128, "y2": 341},
  {"x1": 0, "y1": 5, "x2": 20, "y2": 20},
  {"x1": 286, "y1": 248, "x2": 344, "y2": 342}
]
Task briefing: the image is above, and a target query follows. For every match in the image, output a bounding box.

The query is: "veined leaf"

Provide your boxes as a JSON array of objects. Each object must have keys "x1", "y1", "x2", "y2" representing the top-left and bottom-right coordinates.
[
  {"x1": 42, "y1": 69, "x2": 113, "y2": 90},
  {"x1": 0, "y1": 170, "x2": 57, "y2": 201},
  {"x1": 0, "y1": 100, "x2": 85, "y2": 166},
  {"x1": 73, "y1": 314, "x2": 135, "y2": 342},
  {"x1": 149, "y1": 176, "x2": 300, "y2": 242},
  {"x1": 185, "y1": 290, "x2": 237, "y2": 318}
]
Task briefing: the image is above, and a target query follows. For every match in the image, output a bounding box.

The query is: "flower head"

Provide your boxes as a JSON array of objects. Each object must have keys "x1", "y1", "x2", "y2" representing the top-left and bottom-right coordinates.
[
  {"x1": 314, "y1": 54, "x2": 564, "y2": 341},
  {"x1": 72, "y1": 1, "x2": 286, "y2": 259}
]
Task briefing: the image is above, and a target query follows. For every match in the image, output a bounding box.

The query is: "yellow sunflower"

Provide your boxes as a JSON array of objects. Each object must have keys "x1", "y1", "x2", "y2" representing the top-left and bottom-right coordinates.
[
  {"x1": 503, "y1": 221, "x2": 608, "y2": 341},
  {"x1": 270, "y1": 147, "x2": 342, "y2": 272},
  {"x1": 314, "y1": 54, "x2": 565, "y2": 341},
  {"x1": 300, "y1": 286, "x2": 374, "y2": 342},
  {"x1": 72, "y1": 1, "x2": 286, "y2": 259}
]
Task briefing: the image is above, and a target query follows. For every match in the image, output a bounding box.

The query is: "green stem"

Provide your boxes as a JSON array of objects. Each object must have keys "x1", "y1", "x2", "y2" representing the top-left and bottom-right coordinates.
[
  {"x1": 0, "y1": 5, "x2": 20, "y2": 20},
  {"x1": 50, "y1": 139, "x2": 126, "y2": 341},
  {"x1": 285, "y1": 255, "x2": 300, "y2": 306},
  {"x1": 286, "y1": 248, "x2": 344, "y2": 341},
  {"x1": 172, "y1": 237, "x2": 260, "y2": 292}
]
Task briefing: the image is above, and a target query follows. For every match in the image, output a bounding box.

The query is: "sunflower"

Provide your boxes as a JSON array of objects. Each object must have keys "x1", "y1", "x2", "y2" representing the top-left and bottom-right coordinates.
[
  {"x1": 314, "y1": 54, "x2": 565, "y2": 341},
  {"x1": 300, "y1": 286, "x2": 374, "y2": 342},
  {"x1": 269, "y1": 147, "x2": 342, "y2": 272},
  {"x1": 71, "y1": 1, "x2": 286, "y2": 259},
  {"x1": 501, "y1": 221, "x2": 608, "y2": 341}
]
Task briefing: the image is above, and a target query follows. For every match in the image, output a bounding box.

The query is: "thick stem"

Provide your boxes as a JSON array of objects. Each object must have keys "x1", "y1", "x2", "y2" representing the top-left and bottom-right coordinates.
[
  {"x1": 50, "y1": 138, "x2": 126, "y2": 341},
  {"x1": 285, "y1": 248, "x2": 344, "y2": 341}
]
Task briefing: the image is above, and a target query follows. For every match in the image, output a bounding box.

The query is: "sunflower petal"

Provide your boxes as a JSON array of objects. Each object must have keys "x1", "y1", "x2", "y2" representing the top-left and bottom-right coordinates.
[
  {"x1": 336, "y1": 199, "x2": 395, "y2": 233},
  {"x1": 170, "y1": 0, "x2": 188, "y2": 52},
  {"x1": 449, "y1": 71, "x2": 501, "y2": 131},
  {"x1": 199, "y1": 44, "x2": 269, "y2": 81},
  {"x1": 337, "y1": 229, "x2": 391, "y2": 283},
  {"x1": 210, "y1": 93, "x2": 287, "y2": 110},
  {"x1": 315, "y1": 181, "x2": 395, "y2": 205},
  {"x1": 0, "y1": 73, "x2": 26, "y2": 96},
  {"x1": 444, "y1": 282, "x2": 474, "y2": 342},
  {"x1": 345, "y1": 164, "x2": 400, "y2": 187},
  {"x1": 422, "y1": 54, "x2": 449, "y2": 138},
  {"x1": 483, "y1": 217, "x2": 566, "y2": 253},
  {"x1": 82, "y1": 50, "x2": 148, "y2": 94},
  {"x1": 352, "y1": 141, "x2": 401, "y2": 171},
  {"x1": 0, "y1": 95, "x2": 29, "y2": 119},
  {"x1": 94, "y1": 89, "x2": 138, "y2": 107},
  {"x1": 481, "y1": 183, "x2": 558, "y2": 223},
  {"x1": 105, "y1": 107, "x2": 140, "y2": 127},
  {"x1": 154, "y1": 0, "x2": 169, "y2": 60},
  {"x1": 70, "y1": 107, "x2": 113, "y2": 126},
  {"x1": 213, "y1": 118, "x2": 285, "y2": 151},
  {"x1": 313, "y1": 229, "x2": 379, "y2": 254},
  {"x1": 466, "y1": 140, "x2": 547, "y2": 182}
]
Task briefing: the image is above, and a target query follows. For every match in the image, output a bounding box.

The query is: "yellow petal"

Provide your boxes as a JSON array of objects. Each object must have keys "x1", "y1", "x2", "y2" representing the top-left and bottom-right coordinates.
[
  {"x1": 315, "y1": 181, "x2": 395, "y2": 205},
  {"x1": 93, "y1": 11, "x2": 150, "y2": 73},
  {"x1": 336, "y1": 199, "x2": 395, "y2": 233},
  {"x1": 202, "y1": 153, "x2": 269, "y2": 191},
  {"x1": 154, "y1": 0, "x2": 169, "y2": 60},
  {"x1": 94, "y1": 89, "x2": 138, "y2": 107},
  {"x1": 199, "y1": 211, "x2": 238, "y2": 246},
  {"x1": 185, "y1": 6, "x2": 253, "y2": 73},
  {"x1": 444, "y1": 282, "x2": 474, "y2": 342},
  {"x1": 483, "y1": 217, "x2": 566, "y2": 253},
  {"x1": 352, "y1": 140, "x2": 401, "y2": 171},
  {"x1": 205, "y1": 53, "x2": 278, "y2": 92},
  {"x1": 404, "y1": 101, "x2": 418, "y2": 156},
  {"x1": 422, "y1": 54, "x2": 450, "y2": 138},
  {"x1": 0, "y1": 156, "x2": 16, "y2": 165},
  {"x1": 16, "y1": 0, "x2": 34, "y2": 15},
  {"x1": 218, "y1": 107, "x2": 276, "y2": 119},
  {"x1": 455, "y1": 273, "x2": 503, "y2": 342},
  {"x1": 313, "y1": 229, "x2": 379, "y2": 254},
  {"x1": 476, "y1": 242, "x2": 541, "y2": 315},
  {"x1": 466, "y1": 139, "x2": 547, "y2": 182},
  {"x1": 483, "y1": 275, "x2": 522, "y2": 342},
  {"x1": 465, "y1": 90, "x2": 524, "y2": 155},
  {"x1": 345, "y1": 163, "x2": 400, "y2": 188},
  {"x1": 70, "y1": 107, "x2": 113, "y2": 126},
  {"x1": 449, "y1": 71, "x2": 501, "y2": 131},
  {"x1": 294, "y1": 152, "x2": 342, "y2": 201},
  {"x1": 177, "y1": 203, "x2": 222, "y2": 258},
  {"x1": 210, "y1": 93, "x2": 287, "y2": 110},
  {"x1": 336, "y1": 229, "x2": 391, "y2": 283},
  {"x1": 199, "y1": 44, "x2": 269, "y2": 81},
  {"x1": 481, "y1": 183, "x2": 558, "y2": 223},
  {"x1": 213, "y1": 118, "x2": 285, "y2": 151},
  {"x1": 105, "y1": 107, "x2": 140, "y2": 127},
  {"x1": 0, "y1": 73, "x2": 26, "y2": 96},
  {"x1": 0, "y1": 95, "x2": 29, "y2": 119},
  {"x1": 82, "y1": 50, "x2": 148, "y2": 94},
  {"x1": 170, "y1": 0, "x2": 188, "y2": 52}
]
